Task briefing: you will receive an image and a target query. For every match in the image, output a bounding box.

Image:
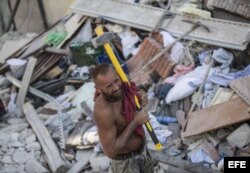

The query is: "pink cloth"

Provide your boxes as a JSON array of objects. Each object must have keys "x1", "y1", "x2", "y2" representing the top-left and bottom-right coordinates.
[{"x1": 164, "y1": 63, "x2": 195, "y2": 84}]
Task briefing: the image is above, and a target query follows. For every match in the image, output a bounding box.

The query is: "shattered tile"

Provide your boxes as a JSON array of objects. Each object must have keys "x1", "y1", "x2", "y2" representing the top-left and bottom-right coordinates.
[{"x1": 127, "y1": 37, "x2": 174, "y2": 85}]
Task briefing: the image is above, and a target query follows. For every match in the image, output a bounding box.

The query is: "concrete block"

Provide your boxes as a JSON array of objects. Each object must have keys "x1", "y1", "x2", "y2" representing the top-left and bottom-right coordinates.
[
  {"x1": 25, "y1": 134, "x2": 36, "y2": 144},
  {"x1": 227, "y1": 123, "x2": 250, "y2": 148},
  {"x1": 26, "y1": 142, "x2": 41, "y2": 151},
  {"x1": 8, "y1": 118, "x2": 27, "y2": 125},
  {"x1": 90, "y1": 155, "x2": 110, "y2": 173},
  {"x1": 25, "y1": 159, "x2": 49, "y2": 173},
  {"x1": 2, "y1": 155, "x2": 13, "y2": 164},
  {"x1": 12, "y1": 150, "x2": 34, "y2": 164}
]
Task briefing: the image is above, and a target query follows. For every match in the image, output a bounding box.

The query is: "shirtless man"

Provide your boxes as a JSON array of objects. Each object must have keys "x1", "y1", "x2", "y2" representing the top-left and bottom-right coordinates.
[{"x1": 91, "y1": 64, "x2": 154, "y2": 173}]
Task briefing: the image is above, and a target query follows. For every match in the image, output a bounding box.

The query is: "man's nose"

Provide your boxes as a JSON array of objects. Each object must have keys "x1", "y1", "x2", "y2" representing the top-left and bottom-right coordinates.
[{"x1": 113, "y1": 83, "x2": 120, "y2": 91}]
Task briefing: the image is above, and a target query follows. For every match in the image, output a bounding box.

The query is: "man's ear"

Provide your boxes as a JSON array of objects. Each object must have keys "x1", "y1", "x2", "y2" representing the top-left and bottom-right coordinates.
[{"x1": 95, "y1": 86, "x2": 101, "y2": 93}]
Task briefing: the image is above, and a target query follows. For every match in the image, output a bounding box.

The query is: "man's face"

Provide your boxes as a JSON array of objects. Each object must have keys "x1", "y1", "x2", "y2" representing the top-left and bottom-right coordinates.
[{"x1": 95, "y1": 69, "x2": 124, "y2": 102}]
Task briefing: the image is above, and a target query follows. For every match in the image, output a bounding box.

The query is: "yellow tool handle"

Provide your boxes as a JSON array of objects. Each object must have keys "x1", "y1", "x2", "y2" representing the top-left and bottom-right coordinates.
[{"x1": 95, "y1": 26, "x2": 162, "y2": 151}]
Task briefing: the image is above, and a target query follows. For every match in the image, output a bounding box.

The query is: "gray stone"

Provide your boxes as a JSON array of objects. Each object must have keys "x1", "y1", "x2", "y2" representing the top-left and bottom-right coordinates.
[
  {"x1": 8, "y1": 118, "x2": 27, "y2": 125},
  {"x1": 9, "y1": 141, "x2": 25, "y2": 148},
  {"x1": 217, "y1": 158, "x2": 224, "y2": 172},
  {"x1": 18, "y1": 147, "x2": 25, "y2": 151},
  {"x1": 0, "y1": 165, "x2": 19, "y2": 173},
  {"x1": 25, "y1": 159, "x2": 49, "y2": 173},
  {"x1": 12, "y1": 150, "x2": 34, "y2": 164},
  {"x1": 2, "y1": 155, "x2": 13, "y2": 164},
  {"x1": 1, "y1": 145, "x2": 8, "y2": 153},
  {"x1": 20, "y1": 128, "x2": 29, "y2": 140},
  {"x1": 25, "y1": 134, "x2": 36, "y2": 144},
  {"x1": 0, "y1": 123, "x2": 8, "y2": 129},
  {"x1": 0, "y1": 123, "x2": 28, "y2": 134},
  {"x1": 6, "y1": 148, "x2": 15, "y2": 155},
  {"x1": 27, "y1": 128, "x2": 35, "y2": 136},
  {"x1": 0, "y1": 164, "x2": 26, "y2": 173},
  {"x1": 39, "y1": 154, "x2": 47, "y2": 163},
  {"x1": 26, "y1": 142, "x2": 41, "y2": 151},
  {"x1": 218, "y1": 142, "x2": 236, "y2": 157},
  {"x1": 10, "y1": 133, "x2": 20, "y2": 141},
  {"x1": 227, "y1": 123, "x2": 250, "y2": 148},
  {"x1": 90, "y1": 155, "x2": 110, "y2": 173},
  {"x1": 0, "y1": 133, "x2": 11, "y2": 153},
  {"x1": 35, "y1": 151, "x2": 41, "y2": 160},
  {"x1": 76, "y1": 150, "x2": 92, "y2": 161}
]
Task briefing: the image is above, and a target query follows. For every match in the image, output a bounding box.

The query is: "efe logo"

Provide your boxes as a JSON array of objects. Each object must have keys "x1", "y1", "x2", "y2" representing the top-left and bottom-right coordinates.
[
  {"x1": 224, "y1": 157, "x2": 250, "y2": 173},
  {"x1": 228, "y1": 161, "x2": 246, "y2": 168}
]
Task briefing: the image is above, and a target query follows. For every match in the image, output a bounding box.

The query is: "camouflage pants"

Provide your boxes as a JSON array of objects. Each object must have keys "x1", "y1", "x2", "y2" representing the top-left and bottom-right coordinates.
[{"x1": 109, "y1": 146, "x2": 154, "y2": 173}]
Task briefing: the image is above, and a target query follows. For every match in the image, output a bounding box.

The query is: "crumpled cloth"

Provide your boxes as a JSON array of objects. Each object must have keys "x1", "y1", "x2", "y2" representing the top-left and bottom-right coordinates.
[
  {"x1": 165, "y1": 65, "x2": 212, "y2": 104},
  {"x1": 164, "y1": 63, "x2": 195, "y2": 84},
  {"x1": 122, "y1": 82, "x2": 144, "y2": 137},
  {"x1": 160, "y1": 31, "x2": 185, "y2": 64},
  {"x1": 209, "y1": 64, "x2": 250, "y2": 86},
  {"x1": 212, "y1": 48, "x2": 233, "y2": 74}
]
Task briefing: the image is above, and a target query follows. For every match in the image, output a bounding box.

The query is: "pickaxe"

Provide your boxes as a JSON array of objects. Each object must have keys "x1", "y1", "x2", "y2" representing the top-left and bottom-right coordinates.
[
  {"x1": 143, "y1": 20, "x2": 210, "y2": 69},
  {"x1": 92, "y1": 26, "x2": 163, "y2": 151}
]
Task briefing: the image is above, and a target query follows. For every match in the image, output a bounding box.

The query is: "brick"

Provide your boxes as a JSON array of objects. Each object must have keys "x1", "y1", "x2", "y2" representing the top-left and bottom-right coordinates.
[
  {"x1": 127, "y1": 38, "x2": 174, "y2": 85},
  {"x1": 201, "y1": 141, "x2": 220, "y2": 162}
]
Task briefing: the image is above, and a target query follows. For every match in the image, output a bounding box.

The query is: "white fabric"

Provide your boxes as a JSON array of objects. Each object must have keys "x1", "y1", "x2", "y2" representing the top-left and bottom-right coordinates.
[{"x1": 166, "y1": 65, "x2": 211, "y2": 103}]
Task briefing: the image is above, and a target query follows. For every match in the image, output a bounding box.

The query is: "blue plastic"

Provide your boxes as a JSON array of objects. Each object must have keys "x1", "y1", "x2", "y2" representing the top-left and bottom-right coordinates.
[
  {"x1": 157, "y1": 116, "x2": 178, "y2": 125},
  {"x1": 97, "y1": 52, "x2": 129, "y2": 74}
]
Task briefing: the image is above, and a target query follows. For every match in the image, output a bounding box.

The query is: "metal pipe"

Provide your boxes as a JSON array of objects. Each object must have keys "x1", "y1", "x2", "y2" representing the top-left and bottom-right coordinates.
[
  {"x1": 5, "y1": 0, "x2": 20, "y2": 32},
  {"x1": 37, "y1": 0, "x2": 48, "y2": 29}
]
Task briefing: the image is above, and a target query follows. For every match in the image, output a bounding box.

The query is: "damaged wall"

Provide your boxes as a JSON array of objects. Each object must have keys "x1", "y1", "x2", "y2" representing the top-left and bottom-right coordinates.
[{"x1": 8, "y1": 0, "x2": 75, "y2": 33}]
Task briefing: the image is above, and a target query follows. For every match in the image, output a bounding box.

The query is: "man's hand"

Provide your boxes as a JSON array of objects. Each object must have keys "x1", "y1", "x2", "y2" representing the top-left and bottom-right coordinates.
[
  {"x1": 138, "y1": 89, "x2": 148, "y2": 108},
  {"x1": 134, "y1": 109, "x2": 149, "y2": 125}
]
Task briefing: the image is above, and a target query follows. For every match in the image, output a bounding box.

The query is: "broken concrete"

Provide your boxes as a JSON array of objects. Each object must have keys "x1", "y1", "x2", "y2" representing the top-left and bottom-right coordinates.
[{"x1": 227, "y1": 123, "x2": 250, "y2": 148}]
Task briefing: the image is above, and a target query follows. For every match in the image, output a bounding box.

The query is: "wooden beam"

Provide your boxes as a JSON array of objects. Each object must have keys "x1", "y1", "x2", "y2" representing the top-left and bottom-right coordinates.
[
  {"x1": 23, "y1": 103, "x2": 67, "y2": 173},
  {"x1": 44, "y1": 47, "x2": 69, "y2": 55},
  {"x1": 183, "y1": 98, "x2": 250, "y2": 137},
  {"x1": 16, "y1": 57, "x2": 37, "y2": 109}
]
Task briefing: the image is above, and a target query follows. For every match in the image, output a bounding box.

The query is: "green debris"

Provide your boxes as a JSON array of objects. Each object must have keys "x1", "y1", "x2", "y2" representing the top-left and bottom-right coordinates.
[{"x1": 45, "y1": 30, "x2": 68, "y2": 47}]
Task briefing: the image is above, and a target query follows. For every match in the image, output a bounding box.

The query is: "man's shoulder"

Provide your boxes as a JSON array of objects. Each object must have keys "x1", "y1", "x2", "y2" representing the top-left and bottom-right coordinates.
[{"x1": 94, "y1": 96, "x2": 112, "y2": 115}]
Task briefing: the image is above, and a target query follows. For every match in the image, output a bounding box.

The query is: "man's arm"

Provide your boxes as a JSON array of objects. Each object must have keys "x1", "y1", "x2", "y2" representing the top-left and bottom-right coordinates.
[{"x1": 93, "y1": 107, "x2": 148, "y2": 158}]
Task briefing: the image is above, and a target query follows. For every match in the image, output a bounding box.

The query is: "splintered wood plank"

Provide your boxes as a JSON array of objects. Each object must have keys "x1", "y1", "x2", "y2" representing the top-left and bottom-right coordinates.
[
  {"x1": 16, "y1": 57, "x2": 37, "y2": 108},
  {"x1": 183, "y1": 98, "x2": 250, "y2": 137},
  {"x1": 23, "y1": 103, "x2": 67, "y2": 173}
]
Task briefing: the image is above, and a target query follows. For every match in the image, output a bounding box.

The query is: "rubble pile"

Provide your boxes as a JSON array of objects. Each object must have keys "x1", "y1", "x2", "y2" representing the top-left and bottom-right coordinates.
[{"x1": 0, "y1": 0, "x2": 250, "y2": 173}]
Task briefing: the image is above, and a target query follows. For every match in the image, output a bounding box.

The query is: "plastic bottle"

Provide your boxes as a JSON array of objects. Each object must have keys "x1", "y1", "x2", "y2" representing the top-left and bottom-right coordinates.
[{"x1": 157, "y1": 116, "x2": 177, "y2": 125}]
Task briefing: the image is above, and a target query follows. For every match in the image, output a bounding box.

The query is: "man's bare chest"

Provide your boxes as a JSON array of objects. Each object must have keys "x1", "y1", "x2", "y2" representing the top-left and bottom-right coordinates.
[{"x1": 113, "y1": 107, "x2": 127, "y2": 133}]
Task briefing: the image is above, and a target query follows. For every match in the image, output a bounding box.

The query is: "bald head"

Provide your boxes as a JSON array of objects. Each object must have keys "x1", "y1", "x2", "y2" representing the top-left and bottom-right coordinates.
[
  {"x1": 91, "y1": 64, "x2": 115, "y2": 83},
  {"x1": 91, "y1": 64, "x2": 123, "y2": 102}
]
